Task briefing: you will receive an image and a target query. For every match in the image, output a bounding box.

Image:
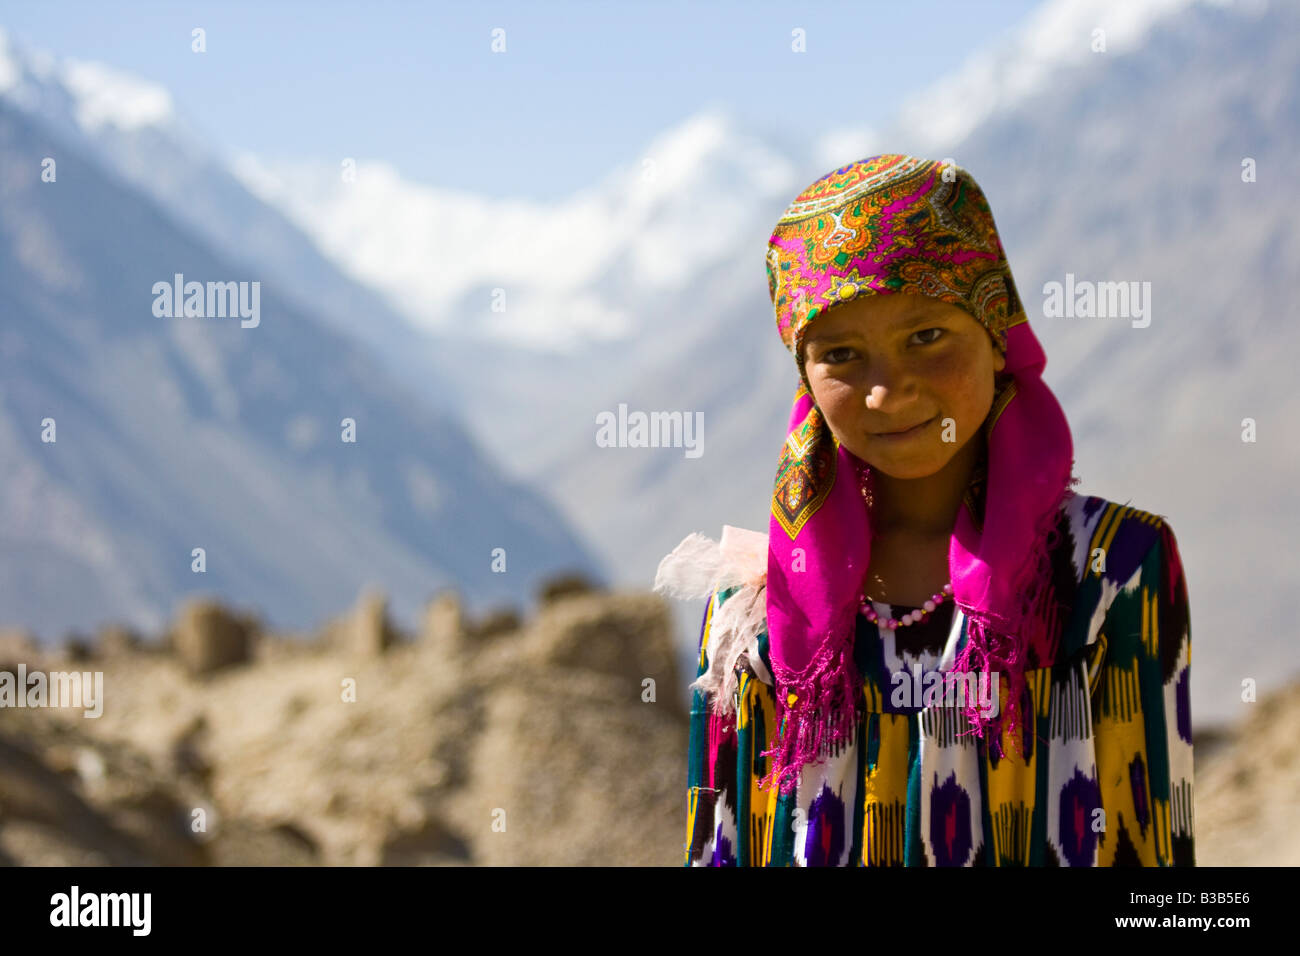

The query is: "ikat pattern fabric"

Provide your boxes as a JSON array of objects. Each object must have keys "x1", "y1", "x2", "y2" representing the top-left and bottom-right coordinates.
[{"x1": 684, "y1": 493, "x2": 1194, "y2": 867}]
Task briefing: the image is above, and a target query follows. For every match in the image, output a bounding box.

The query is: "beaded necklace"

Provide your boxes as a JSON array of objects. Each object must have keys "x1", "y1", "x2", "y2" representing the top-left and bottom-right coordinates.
[{"x1": 857, "y1": 460, "x2": 955, "y2": 629}]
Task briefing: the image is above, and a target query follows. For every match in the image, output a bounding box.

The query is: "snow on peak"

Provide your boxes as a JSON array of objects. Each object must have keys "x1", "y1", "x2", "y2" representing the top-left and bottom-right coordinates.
[
  {"x1": 626, "y1": 105, "x2": 799, "y2": 199},
  {"x1": 60, "y1": 58, "x2": 174, "y2": 132},
  {"x1": 815, "y1": 0, "x2": 1245, "y2": 167},
  {"x1": 227, "y1": 106, "x2": 801, "y2": 351},
  {"x1": 0, "y1": 27, "x2": 19, "y2": 94},
  {"x1": 0, "y1": 27, "x2": 174, "y2": 132}
]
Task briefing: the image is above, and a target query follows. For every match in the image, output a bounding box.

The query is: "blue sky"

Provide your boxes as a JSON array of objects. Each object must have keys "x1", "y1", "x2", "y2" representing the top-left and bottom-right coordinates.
[{"x1": 3, "y1": 0, "x2": 1043, "y2": 199}]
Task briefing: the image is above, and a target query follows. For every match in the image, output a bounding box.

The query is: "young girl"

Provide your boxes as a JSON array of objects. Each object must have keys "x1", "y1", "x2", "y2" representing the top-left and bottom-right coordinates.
[{"x1": 656, "y1": 154, "x2": 1193, "y2": 867}]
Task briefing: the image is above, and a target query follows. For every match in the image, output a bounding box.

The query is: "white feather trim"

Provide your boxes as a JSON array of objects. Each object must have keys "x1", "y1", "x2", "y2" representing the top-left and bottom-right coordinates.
[{"x1": 654, "y1": 525, "x2": 771, "y2": 713}]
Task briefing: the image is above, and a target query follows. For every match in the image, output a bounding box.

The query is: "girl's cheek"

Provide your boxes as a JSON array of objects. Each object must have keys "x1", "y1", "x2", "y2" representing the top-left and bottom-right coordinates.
[
  {"x1": 917, "y1": 342, "x2": 966, "y2": 376},
  {"x1": 814, "y1": 372, "x2": 859, "y2": 406},
  {"x1": 815, "y1": 383, "x2": 864, "y2": 435},
  {"x1": 925, "y1": 348, "x2": 984, "y2": 393}
]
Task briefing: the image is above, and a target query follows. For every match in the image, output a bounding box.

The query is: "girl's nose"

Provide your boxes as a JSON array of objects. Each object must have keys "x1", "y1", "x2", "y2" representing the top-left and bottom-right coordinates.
[{"x1": 863, "y1": 380, "x2": 916, "y2": 411}]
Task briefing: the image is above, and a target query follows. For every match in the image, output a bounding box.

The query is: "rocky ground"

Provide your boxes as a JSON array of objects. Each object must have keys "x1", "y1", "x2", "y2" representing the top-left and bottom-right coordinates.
[
  {"x1": 1186, "y1": 684, "x2": 1300, "y2": 866},
  {"x1": 0, "y1": 576, "x2": 689, "y2": 865},
  {"x1": 0, "y1": 579, "x2": 1292, "y2": 866}
]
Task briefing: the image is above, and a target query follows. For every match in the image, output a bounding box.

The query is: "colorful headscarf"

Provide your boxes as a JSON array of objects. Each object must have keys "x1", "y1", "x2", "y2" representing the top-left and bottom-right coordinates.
[{"x1": 762, "y1": 154, "x2": 1080, "y2": 796}]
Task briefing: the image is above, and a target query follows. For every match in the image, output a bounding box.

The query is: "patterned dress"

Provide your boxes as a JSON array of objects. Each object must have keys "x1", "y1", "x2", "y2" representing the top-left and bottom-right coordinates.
[{"x1": 684, "y1": 493, "x2": 1194, "y2": 866}]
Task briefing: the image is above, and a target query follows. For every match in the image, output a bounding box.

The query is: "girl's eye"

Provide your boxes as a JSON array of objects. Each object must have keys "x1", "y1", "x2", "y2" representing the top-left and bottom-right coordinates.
[{"x1": 822, "y1": 329, "x2": 943, "y2": 364}]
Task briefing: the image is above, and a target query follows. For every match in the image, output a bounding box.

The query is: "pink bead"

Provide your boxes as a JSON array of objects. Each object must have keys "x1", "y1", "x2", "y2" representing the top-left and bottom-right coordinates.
[{"x1": 858, "y1": 584, "x2": 956, "y2": 628}]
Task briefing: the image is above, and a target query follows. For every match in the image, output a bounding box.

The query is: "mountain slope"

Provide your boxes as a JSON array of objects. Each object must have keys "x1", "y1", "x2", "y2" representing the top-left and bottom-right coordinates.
[
  {"x1": 0, "y1": 99, "x2": 603, "y2": 641},
  {"x1": 0, "y1": 27, "x2": 466, "y2": 420}
]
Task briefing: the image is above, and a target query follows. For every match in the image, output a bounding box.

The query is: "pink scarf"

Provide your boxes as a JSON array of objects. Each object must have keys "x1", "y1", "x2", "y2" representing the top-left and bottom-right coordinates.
[{"x1": 762, "y1": 155, "x2": 1079, "y2": 796}]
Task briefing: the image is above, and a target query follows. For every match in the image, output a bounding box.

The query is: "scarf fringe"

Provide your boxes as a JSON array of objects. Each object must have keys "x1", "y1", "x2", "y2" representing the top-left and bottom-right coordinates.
[
  {"x1": 757, "y1": 623, "x2": 861, "y2": 797},
  {"x1": 951, "y1": 464, "x2": 1081, "y2": 758},
  {"x1": 755, "y1": 465, "x2": 1080, "y2": 794}
]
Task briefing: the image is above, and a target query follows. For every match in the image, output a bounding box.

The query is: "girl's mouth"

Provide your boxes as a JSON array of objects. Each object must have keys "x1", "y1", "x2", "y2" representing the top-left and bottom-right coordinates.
[{"x1": 871, "y1": 415, "x2": 936, "y2": 441}]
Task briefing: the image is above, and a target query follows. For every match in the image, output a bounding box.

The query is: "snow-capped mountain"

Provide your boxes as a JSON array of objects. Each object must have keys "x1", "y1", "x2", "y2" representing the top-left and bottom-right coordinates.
[{"x1": 0, "y1": 28, "x2": 467, "y2": 420}]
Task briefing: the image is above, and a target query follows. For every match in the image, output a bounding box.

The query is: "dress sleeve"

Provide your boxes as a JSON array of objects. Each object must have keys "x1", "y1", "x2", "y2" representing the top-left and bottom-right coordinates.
[
  {"x1": 1091, "y1": 519, "x2": 1194, "y2": 866},
  {"x1": 684, "y1": 586, "x2": 779, "y2": 866}
]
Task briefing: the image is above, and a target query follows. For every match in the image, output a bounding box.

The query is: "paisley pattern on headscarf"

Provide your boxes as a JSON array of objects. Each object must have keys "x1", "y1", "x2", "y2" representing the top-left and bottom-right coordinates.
[
  {"x1": 768, "y1": 154, "x2": 1020, "y2": 397},
  {"x1": 759, "y1": 154, "x2": 1080, "y2": 796}
]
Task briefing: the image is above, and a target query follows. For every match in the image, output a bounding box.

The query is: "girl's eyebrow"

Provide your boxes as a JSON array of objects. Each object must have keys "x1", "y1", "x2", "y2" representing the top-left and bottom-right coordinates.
[{"x1": 807, "y1": 312, "x2": 936, "y2": 344}]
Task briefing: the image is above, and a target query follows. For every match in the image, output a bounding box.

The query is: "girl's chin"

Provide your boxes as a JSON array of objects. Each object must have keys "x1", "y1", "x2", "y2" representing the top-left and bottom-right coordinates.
[
  {"x1": 865, "y1": 460, "x2": 949, "y2": 481},
  {"x1": 850, "y1": 444, "x2": 954, "y2": 480}
]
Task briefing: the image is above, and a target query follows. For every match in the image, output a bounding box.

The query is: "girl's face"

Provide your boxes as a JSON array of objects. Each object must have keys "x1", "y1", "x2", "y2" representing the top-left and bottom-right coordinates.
[{"x1": 801, "y1": 293, "x2": 1006, "y2": 480}]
